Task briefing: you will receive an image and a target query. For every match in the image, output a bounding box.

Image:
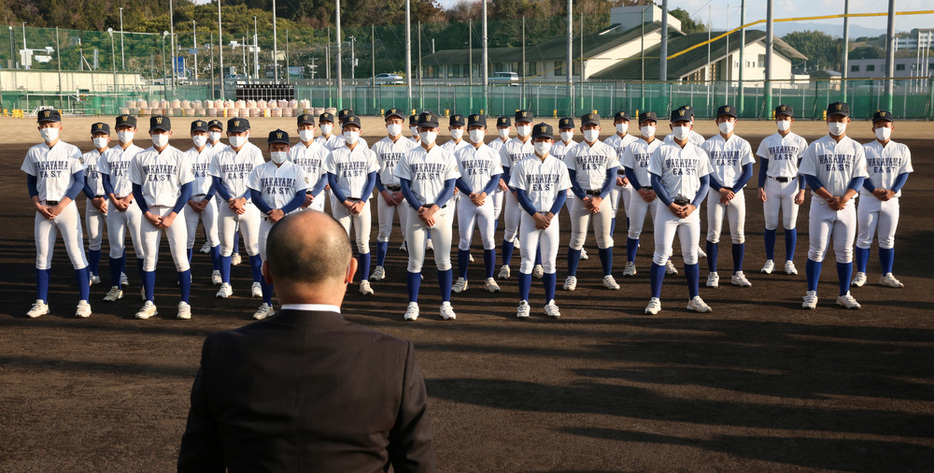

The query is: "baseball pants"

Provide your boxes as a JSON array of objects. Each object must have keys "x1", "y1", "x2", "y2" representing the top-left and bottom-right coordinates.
[
  {"x1": 627, "y1": 194, "x2": 658, "y2": 240},
  {"x1": 763, "y1": 176, "x2": 801, "y2": 231},
  {"x1": 457, "y1": 196, "x2": 496, "y2": 251},
  {"x1": 330, "y1": 196, "x2": 372, "y2": 255},
  {"x1": 807, "y1": 199, "x2": 857, "y2": 263},
  {"x1": 183, "y1": 197, "x2": 219, "y2": 250},
  {"x1": 518, "y1": 212, "x2": 560, "y2": 274},
  {"x1": 377, "y1": 195, "x2": 408, "y2": 243},
  {"x1": 105, "y1": 200, "x2": 143, "y2": 259},
  {"x1": 35, "y1": 201, "x2": 88, "y2": 270},
  {"x1": 405, "y1": 205, "x2": 453, "y2": 273},
  {"x1": 609, "y1": 180, "x2": 633, "y2": 217},
  {"x1": 217, "y1": 202, "x2": 261, "y2": 257},
  {"x1": 491, "y1": 187, "x2": 505, "y2": 220},
  {"x1": 502, "y1": 190, "x2": 521, "y2": 243},
  {"x1": 569, "y1": 195, "x2": 613, "y2": 250},
  {"x1": 85, "y1": 201, "x2": 106, "y2": 252},
  {"x1": 707, "y1": 188, "x2": 747, "y2": 244},
  {"x1": 139, "y1": 205, "x2": 190, "y2": 272},
  {"x1": 856, "y1": 196, "x2": 899, "y2": 250},
  {"x1": 653, "y1": 202, "x2": 701, "y2": 266}
]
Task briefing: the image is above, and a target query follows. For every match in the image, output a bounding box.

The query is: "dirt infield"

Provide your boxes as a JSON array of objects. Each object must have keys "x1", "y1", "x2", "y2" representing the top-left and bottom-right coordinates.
[{"x1": 1, "y1": 117, "x2": 932, "y2": 472}]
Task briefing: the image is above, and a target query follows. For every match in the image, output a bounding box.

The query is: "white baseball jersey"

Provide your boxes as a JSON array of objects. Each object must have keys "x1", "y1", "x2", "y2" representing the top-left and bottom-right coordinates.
[
  {"x1": 81, "y1": 149, "x2": 109, "y2": 196},
  {"x1": 317, "y1": 134, "x2": 368, "y2": 151},
  {"x1": 210, "y1": 142, "x2": 265, "y2": 201},
  {"x1": 701, "y1": 134, "x2": 756, "y2": 189},
  {"x1": 799, "y1": 135, "x2": 869, "y2": 196},
  {"x1": 564, "y1": 140, "x2": 620, "y2": 191},
  {"x1": 550, "y1": 139, "x2": 578, "y2": 160},
  {"x1": 861, "y1": 140, "x2": 913, "y2": 198},
  {"x1": 324, "y1": 144, "x2": 380, "y2": 199},
  {"x1": 21, "y1": 141, "x2": 84, "y2": 200},
  {"x1": 247, "y1": 161, "x2": 308, "y2": 210},
  {"x1": 394, "y1": 145, "x2": 461, "y2": 205},
  {"x1": 99, "y1": 144, "x2": 144, "y2": 197},
  {"x1": 500, "y1": 137, "x2": 535, "y2": 171},
  {"x1": 441, "y1": 139, "x2": 470, "y2": 155},
  {"x1": 755, "y1": 131, "x2": 808, "y2": 178},
  {"x1": 371, "y1": 136, "x2": 417, "y2": 188},
  {"x1": 488, "y1": 137, "x2": 509, "y2": 154},
  {"x1": 664, "y1": 130, "x2": 705, "y2": 146},
  {"x1": 509, "y1": 155, "x2": 572, "y2": 212},
  {"x1": 185, "y1": 146, "x2": 215, "y2": 195},
  {"x1": 130, "y1": 146, "x2": 195, "y2": 208},
  {"x1": 289, "y1": 140, "x2": 330, "y2": 193},
  {"x1": 649, "y1": 142, "x2": 712, "y2": 202},
  {"x1": 604, "y1": 133, "x2": 639, "y2": 162},
  {"x1": 622, "y1": 138, "x2": 664, "y2": 188},
  {"x1": 454, "y1": 143, "x2": 503, "y2": 193}
]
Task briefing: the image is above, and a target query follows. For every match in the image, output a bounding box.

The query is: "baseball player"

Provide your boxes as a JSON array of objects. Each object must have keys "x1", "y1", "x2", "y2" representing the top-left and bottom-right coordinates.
[
  {"x1": 289, "y1": 113, "x2": 330, "y2": 212},
  {"x1": 442, "y1": 114, "x2": 469, "y2": 154},
  {"x1": 394, "y1": 111, "x2": 461, "y2": 321},
  {"x1": 487, "y1": 116, "x2": 512, "y2": 240},
  {"x1": 22, "y1": 109, "x2": 91, "y2": 318},
  {"x1": 799, "y1": 102, "x2": 868, "y2": 310},
  {"x1": 702, "y1": 105, "x2": 755, "y2": 288},
  {"x1": 643, "y1": 108, "x2": 713, "y2": 315},
  {"x1": 247, "y1": 129, "x2": 308, "y2": 320},
  {"x1": 551, "y1": 117, "x2": 588, "y2": 261},
  {"x1": 563, "y1": 112, "x2": 621, "y2": 292},
  {"x1": 371, "y1": 108, "x2": 416, "y2": 281},
  {"x1": 620, "y1": 112, "x2": 663, "y2": 277},
  {"x1": 604, "y1": 111, "x2": 638, "y2": 236},
  {"x1": 182, "y1": 120, "x2": 222, "y2": 286},
  {"x1": 99, "y1": 114, "x2": 145, "y2": 302},
  {"x1": 210, "y1": 117, "x2": 266, "y2": 300},
  {"x1": 129, "y1": 116, "x2": 195, "y2": 320},
  {"x1": 409, "y1": 114, "x2": 421, "y2": 145},
  {"x1": 207, "y1": 119, "x2": 242, "y2": 266},
  {"x1": 316, "y1": 112, "x2": 341, "y2": 150},
  {"x1": 663, "y1": 105, "x2": 708, "y2": 263},
  {"x1": 756, "y1": 104, "x2": 808, "y2": 276},
  {"x1": 498, "y1": 110, "x2": 536, "y2": 280},
  {"x1": 81, "y1": 122, "x2": 111, "y2": 286},
  {"x1": 510, "y1": 122, "x2": 571, "y2": 318},
  {"x1": 452, "y1": 113, "x2": 503, "y2": 294},
  {"x1": 325, "y1": 114, "x2": 380, "y2": 295},
  {"x1": 852, "y1": 110, "x2": 912, "y2": 288}
]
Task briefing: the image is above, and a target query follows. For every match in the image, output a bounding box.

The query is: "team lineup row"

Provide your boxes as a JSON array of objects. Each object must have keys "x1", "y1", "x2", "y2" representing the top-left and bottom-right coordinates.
[{"x1": 21, "y1": 102, "x2": 911, "y2": 320}]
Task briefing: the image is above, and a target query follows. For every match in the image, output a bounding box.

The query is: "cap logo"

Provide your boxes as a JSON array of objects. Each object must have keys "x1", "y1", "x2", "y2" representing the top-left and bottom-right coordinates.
[
  {"x1": 155, "y1": 117, "x2": 163, "y2": 124},
  {"x1": 678, "y1": 110, "x2": 686, "y2": 116},
  {"x1": 43, "y1": 111, "x2": 50, "y2": 117},
  {"x1": 835, "y1": 104, "x2": 842, "y2": 111},
  {"x1": 234, "y1": 120, "x2": 240, "y2": 126},
  {"x1": 276, "y1": 132, "x2": 283, "y2": 138},
  {"x1": 521, "y1": 112, "x2": 527, "y2": 117}
]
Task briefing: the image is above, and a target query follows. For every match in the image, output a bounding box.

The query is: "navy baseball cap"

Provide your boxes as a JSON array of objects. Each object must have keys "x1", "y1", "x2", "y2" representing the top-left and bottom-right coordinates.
[
  {"x1": 409, "y1": 114, "x2": 419, "y2": 126},
  {"x1": 227, "y1": 118, "x2": 251, "y2": 133},
  {"x1": 827, "y1": 102, "x2": 850, "y2": 117},
  {"x1": 580, "y1": 112, "x2": 600, "y2": 127},
  {"x1": 190, "y1": 120, "x2": 209, "y2": 133},
  {"x1": 417, "y1": 111, "x2": 440, "y2": 128},
  {"x1": 467, "y1": 114, "x2": 486, "y2": 128},
  {"x1": 677, "y1": 105, "x2": 695, "y2": 117},
  {"x1": 872, "y1": 110, "x2": 894, "y2": 123},
  {"x1": 614, "y1": 111, "x2": 631, "y2": 122},
  {"x1": 319, "y1": 112, "x2": 335, "y2": 123},
  {"x1": 639, "y1": 112, "x2": 658, "y2": 123},
  {"x1": 297, "y1": 114, "x2": 315, "y2": 126},
  {"x1": 531, "y1": 122, "x2": 554, "y2": 139},
  {"x1": 558, "y1": 117, "x2": 575, "y2": 129},
  {"x1": 150, "y1": 115, "x2": 171, "y2": 132},
  {"x1": 515, "y1": 110, "x2": 533, "y2": 123},
  {"x1": 115, "y1": 114, "x2": 137, "y2": 128},
  {"x1": 342, "y1": 115, "x2": 362, "y2": 129},
  {"x1": 385, "y1": 108, "x2": 405, "y2": 120},
  {"x1": 775, "y1": 104, "x2": 794, "y2": 118},
  {"x1": 716, "y1": 105, "x2": 737, "y2": 118},
  {"x1": 207, "y1": 119, "x2": 223, "y2": 130},
  {"x1": 496, "y1": 116, "x2": 512, "y2": 127},
  {"x1": 449, "y1": 114, "x2": 465, "y2": 127},
  {"x1": 671, "y1": 108, "x2": 692, "y2": 123},
  {"x1": 37, "y1": 109, "x2": 61, "y2": 123},
  {"x1": 337, "y1": 108, "x2": 354, "y2": 123},
  {"x1": 91, "y1": 122, "x2": 110, "y2": 135},
  {"x1": 267, "y1": 129, "x2": 290, "y2": 145}
]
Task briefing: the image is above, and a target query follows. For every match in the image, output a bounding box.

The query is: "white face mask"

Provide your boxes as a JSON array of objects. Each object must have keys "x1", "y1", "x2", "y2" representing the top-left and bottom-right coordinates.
[
  {"x1": 583, "y1": 129, "x2": 600, "y2": 143},
  {"x1": 776, "y1": 120, "x2": 791, "y2": 132},
  {"x1": 270, "y1": 151, "x2": 288, "y2": 164},
  {"x1": 450, "y1": 128, "x2": 464, "y2": 141},
  {"x1": 151, "y1": 133, "x2": 170, "y2": 148},
  {"x1": 118, "y1": 130, "x2": 135, "y2": 144},
  {"x1": 40, "y1": 127, "x2": 60, "y2": 143},
  {"x1": 640, "y1": 125, "x2": 656, "y2": 138},
  {"x1": 228, "y1": 134, "x2": 248, "y2": 148},
  {"x1": 343, "y1": 130, "x2": 360, "y2": 145},
  {"x1": 533, "y1": 141, "x2": 551, "y2": 156},
  {"x1": 559, "y1": 131, "x2": 574, "y2": 142},
  {"x1": 517, "y1": 125, "x2": 532, "y2": 137},
  {"x1": 419, "y1": 130, "x2": 437, "y2": 145},
  {"x1": 320, "y1": 124, "x2": 333, "y2": 136},
  {"x1": 615, "y1": 123, "x2": 629, "y2": 135},
  {"x1": 298, "y1": 129, "x2": 315, "y2": 142},
  {"x1": 192, "y1": 135, "x2": 208, "y2": 148},
  {"x1": 387, "y1": 124, "x2": 403, "y2": 137},
  {"x1": 208, "y1": 131, "x2": 222, "y2": 143},
  {"x1": 671, "y1": 125, "x2": 691, "y2": 141},
  {"x1": 411, "y1": 126, "x2": 419, "y2": 137},
  {"x1": 718, "y1": 120, "x2": 735, "y2": 135},
  {"x1": 498, "y1": 128, "x2": 510, "y2": 139},
  {"x1": 828, "y1": 121, "x2": 847, "y2": 136},
  {"x1": 468, "y1": 129, "x2": 485, "y2": 144},
  {"x1": 92, "y1": 137, "x2": 109, "y2": 149},
  {"x1": 874, "y1": 126, "x2": 892, "y2": 142}
]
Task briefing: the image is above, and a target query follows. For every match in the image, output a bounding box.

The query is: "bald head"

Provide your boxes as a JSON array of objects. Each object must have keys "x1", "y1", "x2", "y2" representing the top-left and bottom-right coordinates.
[{"x1": 265, "y1": 211, "x2": 353, "y2": 291}]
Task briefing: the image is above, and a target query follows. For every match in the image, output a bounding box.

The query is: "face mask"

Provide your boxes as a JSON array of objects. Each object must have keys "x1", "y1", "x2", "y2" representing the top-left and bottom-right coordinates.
[
  {"x1": 517, "y1": 125, "x2": 532, "y2": 137},
  {"x1": 387, "y1": 124, "x2": 402, "y2": 137},
  {"x1": 118, "y1": 130, "x2": 135, "y2": 144},
  {"x1": 874, "y1": 126, "x2": 892, "y2": 141},
  {"x1": 671, "y1": 125, "x2": 691, "y2": 141},
  {"x1": 533, "y1": 141, "x2": 551, "y2": 156},
  {"x1": 298, "y1": 129, "x2": 315, "y2": 142},
  {"x1": 583, "y1": 129, "x2": 600, "y2": 143},
  {"x1": 498, "y1": 128, "x2": 510, "y2": 139},
  {"x1": 640, "y1": 125, "x2": 656, "y2": 138},
  {"x1": 718, "y1": 121, "x2": 735, "y2": 135},
  {"x1": 208, "y1": 131, "x2": 222, "y2": 143},
  {"x1": 320, "y1": 124, "x2": 333, "y2": 136},
  {"x1": 450, "y1": 128, "x2": 464, "y2": 141},
  {"x1": 151, "y1": 133, "x2": 170, "y2": 148},
  {"x1": 192, "y1": 135, "x2": 208, "y2": 148},
  {"x1": 469, "y1": 129, "x2": 485, "y2": 143},
  {"x1": 560, "y1": 131, "x2": 574, "y2": 142},
  {"x1": 270, "y1": 151, "x2": 288, "y2": 164},
  {"x1": 40, "y1": 127, "x2": 59, "y2": 142},
  {"x1": 828, "y1": 121, "x2": 847, "y2": 136},
  {"x1": 776, "y1": 120, "x2": 791, "y2": 132},
  {"x1": 411, "y1": 126, "x2": 419, "y2": 137},
  {"x1": 228, "y1": 134, "x2": 248, "y2": 148},
  {"x1": 343, "y1": 130, "x2": 360, "y2": 145},
  {"x1": 92, "y1": 137, "x2": 109, "y2": 149},
  {"x1": 419, "y1": 131, "x2": 438, "y2": 145},
  {"x1": 615, "y1": 123, "x2": 629, "y2": 135}
]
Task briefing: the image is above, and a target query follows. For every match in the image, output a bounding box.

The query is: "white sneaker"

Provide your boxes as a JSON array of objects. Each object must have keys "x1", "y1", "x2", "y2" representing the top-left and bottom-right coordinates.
[
  {"x1": 426, "y1": 238, "x2": 434, "y2": 252},
  {"x1": 761, "y1": 259, "x2": 774, "y2": 274},
  {"x1": 484, "y1": 277, "x2": 501, "y2": 293},
  {"x1": 135, "y1": 300, "x2": 158, "y2": 319},
  {"x1": 75, "y1": 300, "x2": 92, "y2": 318},
  {"x1": 359, "y1": 280, "x2": 374, "y2": 295},
  {"x1": 26, "y1": 299, "x2": 49, "y2": 318},
  {"x1": 452, "y1": 277, "x2": 468, "y2": 293},
  {"x1": 731, "y1": 271, "x2": 752, "y2": 287},
  {"x1": 440, "y1": 301, "x2": 456, "y2": 320},
  {"x1": 90, "y1": 273, "x2": 101, "y2": 285},
  {"x1": 251, "y1": 282, "x2": 263, "y2": 298},
  {"x1": 231, "y1": 253, "x2": 242, "y2": 266},
  {"x1": 253, "y1": 303, "x2": 274, "y2": 320},
  {"x1": 563, "y1": 275, "x2": 578, "y2": 291},
  {"x1": 802, "y1": 290, "x2": 818, "y2": 309},
  {"x1": 468, "y1": 253, "x2": 475, "y2": 263},
  {"x1": 623, "y1": 261, "x2": 637, "y2": 277},
  {"x1": 697, "y1": 246, "x2": 707, "y2": 258},
  {"x1": 216, "y1": 282, "x2": 232, "y2": 298},
  {"x1": 370, "y1": 265, "x2": 386, "y2": 281},
  {"x1": 602, "y1": 275, "x2": 620, "y2": 290},
  {"x1": 532, "y1": 264, "x2": 544, "y2": 279},
  {"x1": 513, "y1": 238, "x2": 520, "y2": 250},
  {"x1": 516, "y1": 300, "x2": 530, "y2": 318},
  {"x1": 686, "y1": 296, "x2": 712, "y2": 313},
  {"x1": 498, "y1": 265, "x2": 511, "y2": 279},
  {"x1": 177, "y1": 301, "x2": 192, "y2": 320},
  {"x1": 836, "y1": 291, "x2": 861, "y2": 309},
  {"x1": 665, "y1": 260, "x2": 678, "y2": 275},
  {"x1": 879, "y1": 273, "x2": 904, "y2": 288},
  {"x1": 200, "y1": 242, "x2": 211, "y2": 254},
  {"x1": 103, "y1": 286, "x2": 123, "y2": 302},
  {"x1": 211, "y1": 270, "x2": 222, "y2": 286},
  {"x1": 120, "y1": 272, "x2": 129, "y2": 287},
  {"x1": 706, "y1": 272, "x2": 719, "y2": 288},
  {"x1": 544, "y1": 300, "x2": 561, "y2": 317},
  {"x1": 851, "y1": 272, "x2": 867, "y2": 287},
  {"x1": 644, "y1": 297, "x2": 661, "y2": 315},
  {"x1": 404, "y1": 302, "x2": 419, "y2": 321},
  {"x1": 400, "y1": 242, "x2": 408, "y2": 252},
  {"x1": 140, "y1": 287, "x2": 147, "y2": 301},
  {"x1": 784, "y1": 260, "x2": 798, "y2": 275},
  {"x1": 580, "y1": 248, "x2": 589, "y2": 260}
]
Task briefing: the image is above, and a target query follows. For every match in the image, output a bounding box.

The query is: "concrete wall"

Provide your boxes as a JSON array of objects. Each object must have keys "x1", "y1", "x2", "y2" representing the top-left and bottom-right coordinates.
[{"x1": 0, "y1": 70, "x2": 144, "y2": 93}]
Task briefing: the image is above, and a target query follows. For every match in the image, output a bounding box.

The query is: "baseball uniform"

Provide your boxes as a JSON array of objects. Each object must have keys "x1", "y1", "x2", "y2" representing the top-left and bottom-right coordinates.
[
  {"x1": 604, "y1": 115, "x2": 639, "y2": 235},
  {"x1": 81, "y1": 141, "x2": 109, "y2": 285},
  {"x1": 621, "y1": 129, "x2": 664, "y2": 273},
  {"x1": 100, "y1": 140, "x2": 145, "y2": 290},
  {"x1": 183, "y1": 131, "x2": 220, "y2": 281},
  {"x1": 371, "y1": 133, "x2": 417, "y2": 278},
  {"x1": 289, "y1": 139, "x2": 330, "y2": 212}
]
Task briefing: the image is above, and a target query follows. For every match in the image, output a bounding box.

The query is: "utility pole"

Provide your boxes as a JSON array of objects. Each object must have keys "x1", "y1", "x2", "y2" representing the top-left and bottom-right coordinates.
[
  {"x1": 405, "y1": 0, "x2": 412, "y2": 112},
  {"x1": 273, "y1": 0, "x2": 279, "y2": 81},
  {"x1": 842, "y1": 0, "x2": 850, "y2": 100},
  {"x1": 660, "y1": 0, "x2": 668, "y2": 81},
  {"x1": 739, "y1": 0, "x2": 746, "y2": 114},
  {"x1": 193, "y1": 20, "x2": 198, "y2": 81},
  {"x1": 169, "y1": 0, "x2": 175, "y2": 95},
  {"x1": 253, "y1": 16, "x2": 259, "y2": 80},
  {"x1": 482, "y1": 0, "x2": 489, "y2": 113},
  {"x1": 218, "y1": 0, "x2": 224, "y2": 99},
  {"x1": 418, "y1": 21, "x2": 423, "y2": 109},
  {"x1": 119, "y1": 7, "x2": 125, "y2": 70},
  {"x1": 336, "y1": 0, "x2": 343, "y2": 109},
  {"x1": 350, "y1": 36, "x2": 356, "y2": 81},
  {"x1": 522, "y1": 16, "x2": 526, "y2": 108},
  {"x1": 765, "y1": 0, "x2": 773, "y2": 118},
  {"x1": 884, "y1": 0, "x2": 895, "y2": 111},
  {"x1": 567, "y1": 0, "x2": 573, "y2": 115}
]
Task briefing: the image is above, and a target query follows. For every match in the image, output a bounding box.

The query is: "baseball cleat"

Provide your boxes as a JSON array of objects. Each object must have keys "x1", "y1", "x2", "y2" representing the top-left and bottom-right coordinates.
[
  {"x1": 498, "y1": 265, "x2": 511, "y2": 279},
  {"x1": 784, "y1": 260, "x2": 798, "y2": 275},
  {"x1": 75, "y1": 300, "x2": 92, "y2": 318},
  {"x1": 177, "y1": 301, "x2": 192, "y2": 320},
  {"x1": 513, "y1": 238, "x2": 520, "y2": 250},
  {"x1": 731, "y1": 271, "x2": 752, "y2": 287},
  {"x1": 516, "y1": 300, "x2": 531, "y2": 318},
  {"x1": 440, "y1": 301, "x2": 456, "y2": 320},
  {"x1": 697, "y1": 246, "x2": 707, "y2": 258},
  {"x1": 404, "y1": 302, "x2": 420, "y2": 321},
  {"x1": 544, "y1": 300, "x2": 561, "y2": 318},
  {"x1": 563, "y1": 275, "x2": 578, "y2": 291},
  {"x1": 231, "y1": 253, "x2": 242, "y2": 266},
  {"x1": 200, "y1": 242, "x2": 211, "y2": 254},
  {"x1": 879, "y1": 273, "x2": 904, "y2": 288},
  {"x1": 251, "y1": 282, "x2": 263, "y2": 298},
  {"x1": 359, "y1": 280, "x2": 374, "y2": 295},
  {"x1": 120, "y1": 272, "x2": 129, "y2": 287},
  {"x1": 580, "y1": 248, "x2": 589, "y2": 260},
  {"x1": 399, "y1": 242, "x2": 408, "y2": 252},
  {"x1": 452, "y1": 277, "x2": 468, "y2": 293},
  {"x1": 27, "y1": 300, "x2": 49, "y2": 318},
  {"x1": 802, "y1": 290, "x2": 818, "y2": 309},
  {"x1": 426, "y1": 238, "x2": 434, "y2": 252},
  {"x1": 216, "y1": 282, "x2": 233, "y2": 299},
  {"x1": 602, "y1": 275, "x2": 620, "y2": 290},
  {"x1": 532, "y1": 264, "x2": 544, "y2": 279},
  {"x1": 468, "y1": 253, "x2": 475, "y2": 263},
  {"x1": 135, "y1": 301, "x2": 158, "y2": 319},
  {"x1": 103, "y1": 286, "x2": 124, "y2": 302},
  {"x1": 140, "y1": 288, "x2": 147, "y2": 301},
  {"x1": 623, "y1": 261, "x2": 637, "y2": 277},
  {"x1": 665, "y1": 260, "x2": 678, "y2": 275},
  {"x1": 644, "y1": 297, "x2": 661, "y2": 315},
  {"x1": 851, "y1": 272, "x2": 867, "y2": 287},
  {"x1": 370, "y1": 265, "x2": 386, "y2": 281},
  {"x1": 686, "y1": 296, "x2": 712, "y2": 313},
  {"x1": 211, "y1": 270, "x2": 223, "y2": 286},
  {"x1": 761, "y1": 259, "x2": 775, "y2": 274},
  {"x1": 706, "y1": 272, "x2": 720, "y2": 288},
  {"x1": 253, "y1": 303, "x2": 274, "y2": 320},
  {"x1": 836, "y1": 292, "x2": 861, "y2": 309},
  {"x1": 484, "y1": 277, "x2": 501, "y2": 293},
  {"x1": 89, "y1": 273, "x2": 101, "y2": 285}
]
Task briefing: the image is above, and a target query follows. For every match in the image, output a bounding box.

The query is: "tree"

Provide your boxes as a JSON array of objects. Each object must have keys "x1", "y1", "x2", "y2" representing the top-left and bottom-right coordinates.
[
  {"x1": 849, "y1": 45, "x2": 882, "y2": 60},
  {"x1": 783, "y1": 30, "x2": 840, "y2": 71},
  {"x1": 669, "y1": 7, "x2": 705, "y2": 33}
]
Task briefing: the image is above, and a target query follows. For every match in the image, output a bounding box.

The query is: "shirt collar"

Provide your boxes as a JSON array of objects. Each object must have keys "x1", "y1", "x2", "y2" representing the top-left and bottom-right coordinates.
[{"x1": 280, "y1": 303, "x2": 341, "y2": 313}]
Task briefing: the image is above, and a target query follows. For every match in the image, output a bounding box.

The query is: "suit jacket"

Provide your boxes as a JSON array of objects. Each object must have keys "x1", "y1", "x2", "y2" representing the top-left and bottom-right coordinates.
[{"x1": 177, "y1": 309, "x2": 437, "y2": 472}]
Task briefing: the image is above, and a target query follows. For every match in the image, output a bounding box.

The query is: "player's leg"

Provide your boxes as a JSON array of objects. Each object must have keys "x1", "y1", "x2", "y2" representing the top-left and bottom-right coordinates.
[
  {"x1": 705, "y1": 193, "x2": 725, "y2": 286},
  {"x1": 404, "y1": 206, "x2": 426, "y2": 308},
  {"x1": 678, "y1": 211, "x2": 705, "y2": 310},
  {"x1": 540, "y1": 210, "x2": 561, "y2": 316},
  {"x1": 125, "y1": 201, "x2": 146, "y2": 286},
  {"x1": 254, "y1": 218, "x2": 275, "y2": 319},
  {"x1": 374, "y1": 196, "x2": 395, "y2": 277},
  {"x1": 30, "y1": 212, "x2": 55, "y2": 316},
  {"x1": 455, "y1": 197, "x2": 477, "y2": 290},
  {"x1": 139, "y1": 211, "x2": 161, "y2": 303},
  {"x1": 762, "y1": 177, "x2": 782, "y2": 271},
  {"x1": 57, "y1": 202, "x2": 91, "y2": 307},
  {"x1": 216, "y1": 205, "x2": 237, "y2": 289},
  {"x1": 239, "y1": 204, "x2": 264, "y2": 296},
  {"x1": 804, "y1": 201, "x2": 833, "y2": 307},
  {"x1": 854, "y1": 197, "x2": 878, "y2": 284},
  {"x1": 85, "y1": 202, "x2": 103, "y2": 284},
  {"x1": 476, "y1": 198, "x2": 498, "y2": 290},
  {"x1": 832, "y1": 206, "x2": 860, "y2": 307},
  {"x1": 203, "y1": 199, "x2": 222, "y2": 284},
  {"x1": 780, "y1": 179, "x2": 801, "y2": 269},
  {"x1": 625, "y1": 195, "x2": 650, "y2": 274},
  {"x1": 184, "y1": 204, "x2": 200, "y2": 265},
  {"x1": 429, "y1": 206, "x2": 455, "y2": 316},
  {"x1": 164, "y1": 206, "x2": 192, "y2": 317},
  {"x1": 727, "y1": 191, "x2": 749, "y2": 286},
  {"x1": 517, "y1": 211, "x2": 543, "y2": 314},
  {"x1": 500, "y1": 190, "x2": 521, "y2": 277},
  {"x1": 647, "y1": 203, "x2": 678, "y2": 312},
  {"x1": 353, "y1": 201, "x2": 373, "y2": 294},
  {"x1": 105, "y1": 208, "x2": 129, "y2": 290},
  {"x1": 876, "y1": 198, "x2": 901, "y2": 285},
  {"x1": 565, "y1": 197, "x2": 589, "y2": 287},
  {"x1": 593, "y1": 196, "x2": 616, "y2": 288}
]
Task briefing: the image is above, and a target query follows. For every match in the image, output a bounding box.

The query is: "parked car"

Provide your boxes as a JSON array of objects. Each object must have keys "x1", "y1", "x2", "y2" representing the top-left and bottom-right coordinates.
[
  {"x1": 371, "y1": 73, "x2": 404, "y2": 85},
  {"x1": 488, "y1": 71, "x2": 520, "y2": 86},
  {"x1": 224, "y1": 74, "x2": 248, "y2": 85}
]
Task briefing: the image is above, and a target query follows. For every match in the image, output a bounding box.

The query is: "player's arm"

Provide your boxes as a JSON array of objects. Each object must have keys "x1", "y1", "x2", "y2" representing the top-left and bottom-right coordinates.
[
  {"x1": 624, "y1": 166, "x2": 641, "y2": 189},
  {"x1": 326, "y1": 172, "x2": 350, "y2": 205},
  {"x1": 598, "y1": 166, "x2": 618, "y2": 199},
  {"x1": 374, "y1": 173, "x2": 386, "y2": 193},
  {"x1": 279, "y1": 190, "x2": 306, "y2": 215},
  {"x1": 501, "y1": 166, "x2": 511, "y2": 190},
  {"x1": 433, "y1": 179, "x2": 456, "y2": 209},
  {"x1": 514, "y1": 188, "x2": 538, "y2": 216},
  {"x1": 567, "y1": 170, "x2": 586, "y2": 200},
  {"x1": 249, "y1": 188, "x2": 273, "y2": 214},
  {"x1": 862, "y1": 177, "x2": 878, "y2": 194},
  {"x1": 892, "y1": 172, "x2": 909, "y2": 193},
  {"x1": 399, "y1": 178, "x2": 424, "y2": 210},
  {"x1": 843, "y1": 176, "x2": 865, "y2": 203},
  {"x1": 212, "y1": 176, "x2": 233, "y2": 202},
  {"x1": 731, "y1": 163, "x2": 753, "y2": 193},
  {"x1": 804, "y1": 174, "x2": 834, "y2": 203},
  {"x1": 481, "y1": 173, "x2": 502, "y2": 196},
  {"x1": 549, "y1": 187, "x2": 568, "y2": 217},
  {"x1": 160, "y1": 182, "x2": 192, "y2": 228},
  {"x1": 56, "y1": 169, "x2": 86, "y2": 213},
  {"x1": 691, "y1": 175, "x2": 710, "y2": 209},
  {"x1": 455, "y1": 177, "x2": 473, "y2": 195},
  {"x1": 309, "y1": 173, "x2": 328, "y2": 197},
  {"x1": 758, "y1": 157, "x2": 769, "y2": 188},
  {"x1": 82, "y1": 172, "x2": 95, "y2": 199},
  {"x1": 204, "y1": 181, "x2": 216, "y2": 201},
  {"x1": 360, "y1": 171, "x2": 378, "y2": 201}
]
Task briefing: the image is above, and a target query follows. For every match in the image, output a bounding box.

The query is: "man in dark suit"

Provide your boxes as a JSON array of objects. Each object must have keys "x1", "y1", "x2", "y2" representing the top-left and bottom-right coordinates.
[{"x1": 178, "y1": 210, "x2": 437, "y2": 472}]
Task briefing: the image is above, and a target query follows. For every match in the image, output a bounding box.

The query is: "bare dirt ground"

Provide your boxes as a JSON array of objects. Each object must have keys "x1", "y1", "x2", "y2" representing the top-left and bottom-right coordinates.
[{"x1": 1, "y1": 116, "x2": 932, "y2": 472}]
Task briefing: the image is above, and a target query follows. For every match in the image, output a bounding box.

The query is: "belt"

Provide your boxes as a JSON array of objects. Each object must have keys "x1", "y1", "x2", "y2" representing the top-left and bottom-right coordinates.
[
  {"x1": 422, "y1": 203, "x2": 448, "y2": 209},
  {"x1": 584, "y1": 190, "x2": 601, "y2": 196},
  {"x1": 346, "y1": 197, "x2": 362, "y2": 201},
  {"x1": 43, "y1": 200, "x2": 60, "y2": 206},
  {"x1": 769, "y1": 176, "x2": 791, "y2": 183},
  {"x1": 385, "y1": 185, "x2": 401, "y2": 191},
  {"x1": 617, "y1": 169, "x2": 626, "y2": 175},
  {"x1": 641, "y1": 186, "x2": 653, "y2": 190},
  {"x1": 94, "y1": 194, "x2": 105, "y2": 198},
  {"x1": 192, "y1": 193, "x2": 206, "y2": 198}
]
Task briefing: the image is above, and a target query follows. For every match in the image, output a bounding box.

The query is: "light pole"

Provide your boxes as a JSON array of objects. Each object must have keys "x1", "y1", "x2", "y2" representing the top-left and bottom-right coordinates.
[
  {"x1": 9, "y1": 26, "x2": 14, "y2": 69},
  {"x1": 349, "y1": 36, "x2": 356, "y2": 81},
  {"x1": 192, "y1": 19, "x2": 198, "y2": 81},
  {"x1": 108, "y1": 28, "x2": 117, "y2": 92},
  {"x1": 119, "y1": 7, "x2": 125, "y2": 70},
  {"x1": 169, "y1": 0, "x2": 176, "y2": 93},
  {"x1": 218, "y1": 0, "x2": 225, "y2": 99},
  {"x1": 162, "y1": 31, "x2": 169, "y2": 100},
  {"x1": 253, "y1": 16, "x2": 259, "y2": 79},
  {"x1": 272, "y1": 0, "x2": 279, "y2": 81}
]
